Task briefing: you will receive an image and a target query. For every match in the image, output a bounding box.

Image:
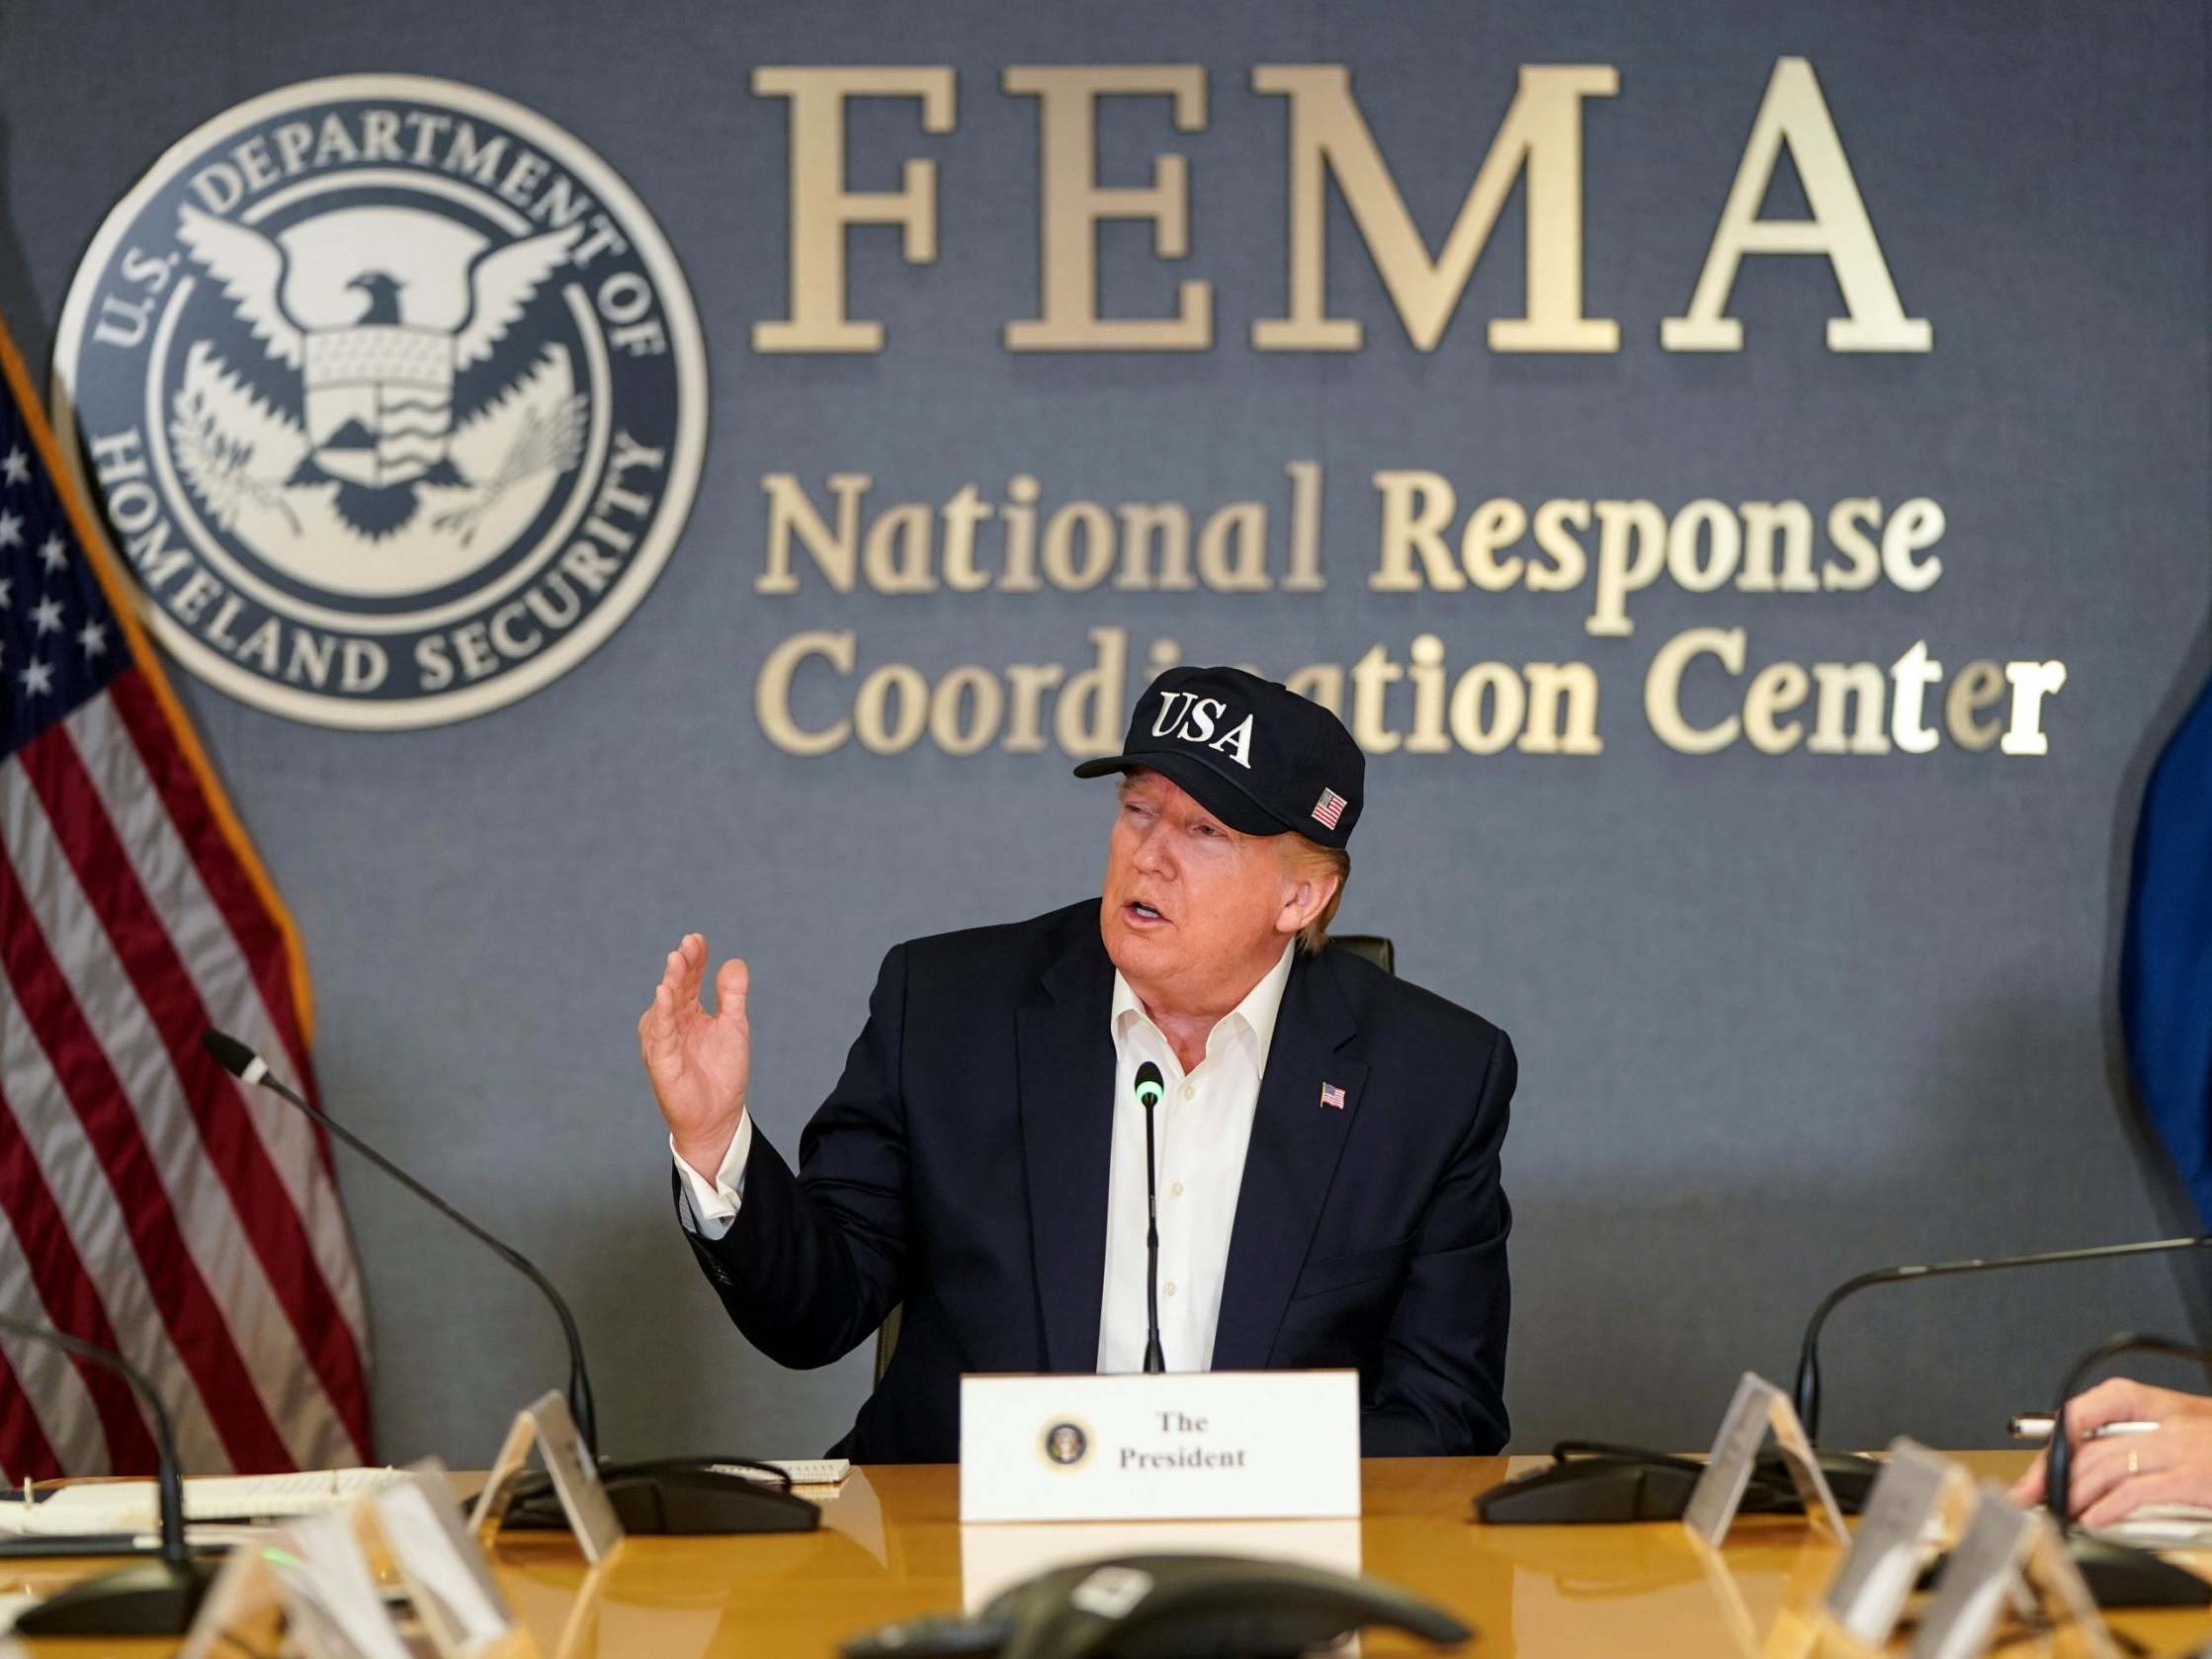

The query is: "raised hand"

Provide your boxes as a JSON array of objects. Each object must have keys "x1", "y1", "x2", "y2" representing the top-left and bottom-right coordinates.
[{"x1": 638, "y1": 934, "x2": 752, "y2": 1181}]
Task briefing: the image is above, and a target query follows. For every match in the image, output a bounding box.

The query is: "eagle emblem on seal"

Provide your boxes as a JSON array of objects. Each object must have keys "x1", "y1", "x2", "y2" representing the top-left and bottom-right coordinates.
[{"x1": 170, "y1": 203, "x2": 587, "y2": 544}]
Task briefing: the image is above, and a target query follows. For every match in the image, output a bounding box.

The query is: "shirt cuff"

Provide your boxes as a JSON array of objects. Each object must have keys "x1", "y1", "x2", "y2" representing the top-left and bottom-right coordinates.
[{"x1": 671, "y1": 1113, "x2": 752, "y2": 1242}]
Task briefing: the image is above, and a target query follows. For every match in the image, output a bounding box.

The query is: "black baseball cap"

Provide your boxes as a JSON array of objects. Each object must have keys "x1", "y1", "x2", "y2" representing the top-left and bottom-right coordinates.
[{"x1": 1072, "y1": 666, "x2": 1365, "y2": 850}]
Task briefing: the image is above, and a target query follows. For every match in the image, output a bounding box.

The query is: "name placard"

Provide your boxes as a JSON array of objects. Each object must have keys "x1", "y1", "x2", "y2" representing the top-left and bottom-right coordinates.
[
  {"x1": 468, "y1": 1390, "x2": 625, "y2": 1563},
  {"x1": 959, "y1": 1370, "x2": 1360, "y2": 1523},
  {"x1": 1823, "y1": 1440, "x2": 1976, "y2": 1646},
  {"x1": 1682, "y1": 1371, "x2": 1847, "y2": 1547},
  {"x1": 1909, "y1": 1482, "x2": 2118, "y2": 1659}
]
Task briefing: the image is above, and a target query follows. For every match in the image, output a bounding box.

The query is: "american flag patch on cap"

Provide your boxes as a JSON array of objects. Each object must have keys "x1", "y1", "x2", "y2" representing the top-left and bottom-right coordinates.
[
  {"x1": 1320, "y1": 1082, "x2": 1346, "y2": 1110},
  {"x1": 1312, "y1": 788, "x2": 1347, "y2": 829}
]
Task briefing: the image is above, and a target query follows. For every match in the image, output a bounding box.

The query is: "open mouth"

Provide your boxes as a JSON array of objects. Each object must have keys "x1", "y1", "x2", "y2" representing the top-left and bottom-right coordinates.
[{"x1": 1124, "y1": 900, "x2": 1167, "y2": 926}]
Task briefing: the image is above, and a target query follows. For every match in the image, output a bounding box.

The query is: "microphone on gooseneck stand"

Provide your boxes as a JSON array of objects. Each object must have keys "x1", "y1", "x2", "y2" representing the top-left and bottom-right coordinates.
[
  {"x1": 1773, "y1": 1235, "x2": 2212, "y2": 1515},
  {"x1": 1135, "y1": 1060, "x2": 1167, "y2": 1375},
  {"x1": 1481, "y1": 1231, "x2": 2212, "y2": 1531},
  {"x1": 0, "y1": 1313, "x2": 217, "y2": 1636},
  {"x1": 195, "y1": 1030, "x2": 598, "y2": 1452},
  {"x1": 200, "y1": 1028, "x2": 815, "y2": 1536},
  {"x1": 1791, "y1": 1234, "x2": 2212, "y2": 1445},
  {"x1": 1788, "y1": 1257, "x2": 2212, "y2": 1609}
]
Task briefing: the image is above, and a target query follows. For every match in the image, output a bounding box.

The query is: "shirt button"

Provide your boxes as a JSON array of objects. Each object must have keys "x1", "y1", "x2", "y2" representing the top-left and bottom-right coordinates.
[
  {"x1": 1164, "y1": 1282, "x2": 1177, "y2": 1296},
  {"x1": 1182, "y1": 1083, "x2": 1195, "y2": 1101},
  {"x1": 1171, "y1": 1182, "x2": 1183, "y2": 1198}
]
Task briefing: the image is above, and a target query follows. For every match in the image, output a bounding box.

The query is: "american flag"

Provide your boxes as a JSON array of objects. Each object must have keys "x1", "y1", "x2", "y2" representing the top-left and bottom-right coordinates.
[
  {"x1": 1319, "y1": 1082, "x2": 1345, "y2": 1110},
  {"x1": 1312, "y1": 788, "x2": 1347, "y2": 830},
  {"x1": 0, "y1": 320, "x2": 371, "y2": 1478}
]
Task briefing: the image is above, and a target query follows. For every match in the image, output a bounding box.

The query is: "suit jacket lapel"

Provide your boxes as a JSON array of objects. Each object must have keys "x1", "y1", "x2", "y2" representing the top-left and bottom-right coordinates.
[
  {"x1": 1017, "y1": 919, "x2": 1117, "y2": 1373},
  {"x1": 1211, "y1": 951, "x2": 1366, "y2": 1370}
]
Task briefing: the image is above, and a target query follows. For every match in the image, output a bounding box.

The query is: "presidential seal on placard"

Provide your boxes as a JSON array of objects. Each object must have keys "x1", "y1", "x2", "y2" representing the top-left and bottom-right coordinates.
[
  {"x1": 52, "y1": 74, "x2": 705, "y2": 728},
  {"x1": 1042, "y1": 1420, "x2": 1091, "y2": 1469}
]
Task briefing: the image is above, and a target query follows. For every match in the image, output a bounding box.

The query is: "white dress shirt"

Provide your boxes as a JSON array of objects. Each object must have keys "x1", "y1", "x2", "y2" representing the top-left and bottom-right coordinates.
[
  {"x1": 672, "y1": 941, "x2": 1298, "y2": 1376},
  {"x1": 1094, "y1": 943, "x2": 1292, "y2": 1372},
  {"x1": 672, "y1": 1113, "x2": 751, "y2": 1239}
]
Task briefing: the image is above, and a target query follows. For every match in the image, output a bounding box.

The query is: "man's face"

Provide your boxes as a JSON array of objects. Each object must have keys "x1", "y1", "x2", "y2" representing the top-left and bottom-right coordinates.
[{"x1": 1099, "y1": 770, "x2": 1300, "y2": 1014}]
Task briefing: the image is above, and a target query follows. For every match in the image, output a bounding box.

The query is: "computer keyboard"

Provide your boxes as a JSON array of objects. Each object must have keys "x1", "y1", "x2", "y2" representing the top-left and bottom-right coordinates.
[
  {"x1": 10, "y1": 1467, "x2": 405, "y2": 1532},
  {"x1": 717, "y1": 1458, "x2": 851, "y2": 1488},
  {"x1": 4, "y1": 1460, "x2": 846, "y2": 1537}
]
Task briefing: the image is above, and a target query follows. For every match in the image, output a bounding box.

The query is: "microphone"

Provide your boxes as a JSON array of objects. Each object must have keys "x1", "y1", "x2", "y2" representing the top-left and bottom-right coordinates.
[
  {"x1": 1483, "y1": 1232, "x2": 2212, "y2": 1531},
  {"x1": 1792, "y1": 1234, "x2": 2212, "y2": 1443},
  {"x1": 0, "y1": 1312, "x2": 217, "y2": 1636},
  {"x1": 201, "y1": 1029, "x2": 816, "y2": 1537},
  {"x1": 200, "y1": 1029, "x2": 597, "y2": 1450},
  {"x1": 1135, "y1": 1060, "x2": 1166, "y2": 1374}
]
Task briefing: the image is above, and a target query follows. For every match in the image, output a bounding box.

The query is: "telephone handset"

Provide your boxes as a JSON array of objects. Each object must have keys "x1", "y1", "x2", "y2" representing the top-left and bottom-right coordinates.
[{"x1": 841, "y1": 1553, "x2": 1472, "y2": 1659}]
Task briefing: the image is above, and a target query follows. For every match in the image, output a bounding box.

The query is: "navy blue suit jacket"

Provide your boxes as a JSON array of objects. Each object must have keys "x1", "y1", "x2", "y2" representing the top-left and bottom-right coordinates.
[{"x1": 680, "y1": 899, "x2": 1513, "y2": 1462}]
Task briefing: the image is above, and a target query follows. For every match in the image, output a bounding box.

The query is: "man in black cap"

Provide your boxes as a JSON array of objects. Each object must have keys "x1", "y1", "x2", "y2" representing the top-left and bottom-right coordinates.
[{"x1": 640, "y1": 667, "x2": 1514, "y2": 1460}]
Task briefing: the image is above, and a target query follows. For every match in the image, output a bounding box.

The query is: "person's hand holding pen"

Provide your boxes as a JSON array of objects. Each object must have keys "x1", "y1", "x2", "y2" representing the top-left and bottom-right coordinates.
[{"x1": 2012, "y1": 1377, "x2": 2212, "y2": 1527}]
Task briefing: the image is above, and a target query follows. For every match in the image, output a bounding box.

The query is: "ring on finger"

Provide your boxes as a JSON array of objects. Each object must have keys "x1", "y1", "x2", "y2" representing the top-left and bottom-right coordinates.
[{"x1": 2128, "y1": 1447, "x2": 2142, "y2": 1477}]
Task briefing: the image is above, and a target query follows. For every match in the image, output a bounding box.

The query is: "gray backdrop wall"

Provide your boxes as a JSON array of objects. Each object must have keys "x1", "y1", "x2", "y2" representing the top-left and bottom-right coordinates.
[{"x1": 2, "y1": 0, "x2": 2207, "y2": 1463}]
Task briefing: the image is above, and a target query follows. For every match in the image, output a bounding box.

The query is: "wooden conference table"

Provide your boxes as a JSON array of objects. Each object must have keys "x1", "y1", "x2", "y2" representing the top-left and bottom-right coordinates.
[{"x1": 12, "y1": 1453, "x2": 2212, "y2": 1657}]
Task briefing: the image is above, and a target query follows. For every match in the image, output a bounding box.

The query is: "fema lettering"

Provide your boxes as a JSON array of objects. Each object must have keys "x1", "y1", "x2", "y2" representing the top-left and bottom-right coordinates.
[
  {"x1": 752, "y1": 57, "x2": 1928, "y2": 356},
  {"x1": 53, "y1": 75, "x2": 706, "y2": 729}
]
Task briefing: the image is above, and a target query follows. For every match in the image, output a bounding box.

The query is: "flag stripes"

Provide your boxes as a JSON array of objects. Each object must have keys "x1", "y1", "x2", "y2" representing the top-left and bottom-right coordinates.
[
  {"x1": 105, "y1": 670, "x2": 318, "y2": 1115},
  {"x1": 67, "y1": 694, "x2": 368, "y2": 1360},
  {"x1": 0, "y1": 1155, "x2": 138, "y2": 1473},
  {"x1": 4, "y1": 712, "x2": 367, "y2": 1471},
  {"x1": 0, "y1": 311, "x2": 370, "y2": 1481},
  {"x1": 0, "y1": 843, "x2": 295, "y2": 1471},
  {"x1": 0, "y1": 1334, "x2": 63, "y2": 1482}
]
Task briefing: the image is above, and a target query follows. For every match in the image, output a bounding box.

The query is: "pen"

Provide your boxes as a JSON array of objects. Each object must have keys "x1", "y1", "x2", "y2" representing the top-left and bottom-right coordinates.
[{"x1": 2007, "y1": 1415, "x2": 2160, "y2": 1443}]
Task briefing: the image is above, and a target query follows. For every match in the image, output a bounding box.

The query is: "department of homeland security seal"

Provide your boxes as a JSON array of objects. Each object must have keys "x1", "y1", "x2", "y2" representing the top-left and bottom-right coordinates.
[{"x1": 52, "y1": 74, "x2": 705, "y2": 728}]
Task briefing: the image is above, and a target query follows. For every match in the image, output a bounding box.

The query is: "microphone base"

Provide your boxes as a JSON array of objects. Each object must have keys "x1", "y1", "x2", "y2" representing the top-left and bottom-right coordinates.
[
  {"x1": 505, "y1": 1459, "x2": 821, "y2": 1535},
  {"x1": 1914, "y1": 1533, "x2": 2212, "y2": 1608},
  {"x1": 1476, "y1": 1448, "x2": 1878, "y2": 1526},
  {"x1": 2066, "y1": 1534, "x2": 2212, "y2": 1608},
  {"x1": 13, "y1": 1557, "x2": 218, "y2": 1637}
]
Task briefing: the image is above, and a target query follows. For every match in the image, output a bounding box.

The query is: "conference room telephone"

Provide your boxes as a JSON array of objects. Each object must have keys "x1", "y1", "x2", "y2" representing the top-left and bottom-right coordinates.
[{"x1": 841, "y1": 1553, "x2": 1472, "y2": 1659}]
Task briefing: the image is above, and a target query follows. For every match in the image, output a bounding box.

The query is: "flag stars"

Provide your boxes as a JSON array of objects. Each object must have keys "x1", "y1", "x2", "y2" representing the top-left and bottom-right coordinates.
[
  {"x1": 31, "y1": 596, "x2": 64, "y2": 636},
  {"x1": 0, "y1": 511, "x2": 21, "y2": 548},
  {"x1": 0, "y1": 575, "x2": 11, "y2": 611},
  {"x1": 37, "y1": 534, "x2": 65, "y2": 574},
  {"x1": 19, "y1": 659, "x2": 52, "y2": 697},
  {"x1": 0, "y1": 448, "x2": 26, "y2": 487},
  {"x1": 77, "y1": 620, "x2": 108, "y2": 659}
]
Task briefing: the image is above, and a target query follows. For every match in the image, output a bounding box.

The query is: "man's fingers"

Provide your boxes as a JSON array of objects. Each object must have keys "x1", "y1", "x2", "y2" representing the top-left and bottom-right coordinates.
[
  {"x1": 2061, "y1": 1377, "x2": 2159, "y2": 1446},
  {"x1": 2010, "y1": 1447, "x2": 2051, "y2": 1505},
  {"x1": 638, "y1": 982, "x2": 683, "y2": 1066},
  {"x1": 656, "y1": 944, "x2": 687, "y2": 1004},
  {"x1": 2081, "y1": 1468, "x2": 2192, "y2": 1531},
  {"x1": 716, "y1": 956, "x2": 751, "y2": 1023},
  {"x1": 2057, "y1": 1452, "x2": 2131, "y2": 1521},
  {"x1": 665, "y1": 934, "x2": 706, "y2": 1005},
  {"x1": 2060, "y1": 1434, "x2": 2170, "y2": 1519},
  {"x1": 647, "y1": 948, "x2": 690, "y2": 1034}
]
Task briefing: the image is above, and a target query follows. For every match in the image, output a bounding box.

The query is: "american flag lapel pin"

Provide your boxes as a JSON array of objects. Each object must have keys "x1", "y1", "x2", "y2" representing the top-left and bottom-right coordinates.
[
  {"x1": 1319, "y1": 1081, "x2": 1346, "y2": 1110},
  {"x1": 1312, "y1": 788, "x2": 1347, "y2": 829}
]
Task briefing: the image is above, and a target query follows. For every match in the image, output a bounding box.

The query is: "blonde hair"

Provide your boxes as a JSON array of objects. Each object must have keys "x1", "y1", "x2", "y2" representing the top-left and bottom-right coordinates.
[{"x1": 1281, "y1": 833, "x2": 1351, "y2": 955}]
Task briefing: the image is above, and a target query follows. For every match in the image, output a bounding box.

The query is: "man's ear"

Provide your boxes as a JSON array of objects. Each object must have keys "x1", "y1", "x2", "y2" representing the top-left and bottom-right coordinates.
[{"x1": 1277, "y1": 871, "x2": 1340, "y2": 935}]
